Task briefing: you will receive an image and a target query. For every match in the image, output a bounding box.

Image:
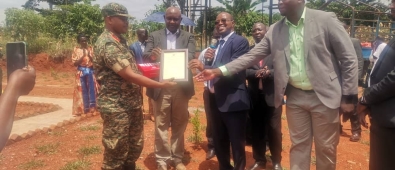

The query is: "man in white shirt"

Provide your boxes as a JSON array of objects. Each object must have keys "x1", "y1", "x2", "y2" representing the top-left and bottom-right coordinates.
[
  {"x1": 143, "y1": 7, "x2": 196, "y2": 170},
  {"x1": 369, "y1": 37, "x2": 387, "y2": 87},
  {"x1": 197, "y1": 29, "x2": 220, "y2": 160}
]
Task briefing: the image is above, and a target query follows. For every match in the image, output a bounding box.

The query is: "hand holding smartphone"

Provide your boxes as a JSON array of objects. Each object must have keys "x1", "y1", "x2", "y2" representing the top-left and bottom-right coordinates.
[{"x1": 6, "y1": 42, "x2": 28, "y2": 81}]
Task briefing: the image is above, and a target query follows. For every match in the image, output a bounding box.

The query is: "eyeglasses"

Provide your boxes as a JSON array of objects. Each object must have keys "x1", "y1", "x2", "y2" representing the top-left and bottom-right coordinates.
[{"x1": 215, "y1": 19, "x2": 233, "y2": 25}]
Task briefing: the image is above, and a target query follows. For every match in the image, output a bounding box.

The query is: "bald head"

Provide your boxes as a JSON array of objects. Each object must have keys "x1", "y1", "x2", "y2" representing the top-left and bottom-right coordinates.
[
  {"x1": 166, "y1": 7, "x2": 181, "y2": 16},
  {"x1": 218, "y1": 12, "x2": 234, "y2": 21},
  {"x1": 253, "y1": 23, "x2": 266, "y2": 30},
  {"x1": 136, "y1": 28, "x2": 148, "y2": 43},
  {"x1": 164, "y1": 7, "x2": 182, "y2": 33}
]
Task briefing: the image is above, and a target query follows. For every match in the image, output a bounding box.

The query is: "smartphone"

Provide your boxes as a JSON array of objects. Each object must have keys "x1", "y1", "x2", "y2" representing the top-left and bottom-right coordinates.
[{"x1": 6, "y1": 42, "x2": 28, "y2": 80}]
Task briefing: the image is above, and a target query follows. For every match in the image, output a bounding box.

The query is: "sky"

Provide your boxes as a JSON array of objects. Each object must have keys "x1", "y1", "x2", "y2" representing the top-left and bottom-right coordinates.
[{"x1": 0, "y1": 0, "x2": 279, "y2": 24}]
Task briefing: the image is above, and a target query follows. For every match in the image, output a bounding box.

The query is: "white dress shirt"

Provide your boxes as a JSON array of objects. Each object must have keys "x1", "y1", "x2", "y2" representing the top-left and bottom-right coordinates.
[
  {"x1": 139, "y1": 41, "x2": 145, "y2": 53},
  {"x1": 198, "y1": 48, "x2": 209, "y2": 87},
  {"x1": 166, "y1": 29, "x2": 179, "y2": 50},
  {"x1": 369, "y1": 43, "x2": 387, "y2": 87}
]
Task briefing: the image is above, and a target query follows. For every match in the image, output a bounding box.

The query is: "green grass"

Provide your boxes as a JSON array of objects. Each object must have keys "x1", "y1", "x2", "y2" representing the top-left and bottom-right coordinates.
[
  {"x1": 360, "y1": 140, "x2": 370, "y2": 146},
  {"x1": 281, "y1": 115, "x2": 287, "y2": 120},
  {"x1": 265, "y1": 152, "x2": 272, "y2": 162},
  {"x1": 200, "y1": 125, "x2": 207, "y2": 132},
  {"x1": 35, "y1": 143, "x2": 60, "y2": 155},
  {"x1": 84, "y1": 135, "x2": 98, "y2": 140},
  {"x1": 311, "y1": 156, "x2": 316, "y2": 165},
  {"x1": 136, "y1": 165, "x2": 144, "y2": 170},
  {"x1": 96, "y1": 119, "x2": 104, "y2": 124},
  {"x1": 78, "y1": 146, "x2": 102, "y2": 157},
  {"x1": 48, "y1": 130, "x2": 64, "y2": 136},
  {"x1": 18, "y1": 160, "x2": 45, "y2": 170},
  {"x1": 60, "y1": 73, "x2": 70, "y2": 78},
  {"x1": 187, "y1": 109, "x2": 203, "y2": 144},
  {"x1": 60, "y1": 159, "x2": 91, "y2": 170},
  {"x1": 79, "y1": 125, "x2": 100, "y2": 131}
]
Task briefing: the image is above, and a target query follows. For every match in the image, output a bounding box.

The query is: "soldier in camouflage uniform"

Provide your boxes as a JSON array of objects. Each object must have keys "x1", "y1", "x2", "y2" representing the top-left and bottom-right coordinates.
[{"x1": 93, "y1": 3, "x2": 176, "y2": 170}]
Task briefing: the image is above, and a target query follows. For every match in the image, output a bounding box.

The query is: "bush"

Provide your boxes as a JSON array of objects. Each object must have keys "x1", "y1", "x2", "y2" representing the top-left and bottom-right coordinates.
[{"x1": 4, "y1": 8, "x2": 45, "y2": 41}]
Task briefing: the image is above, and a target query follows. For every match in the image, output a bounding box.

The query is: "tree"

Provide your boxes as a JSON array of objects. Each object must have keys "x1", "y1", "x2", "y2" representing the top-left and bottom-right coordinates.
[
  {"x1": 44, "y1": 4, "x2": 103, "y2": 40},
  {"x1": 217, "y1": 0, "x2": 265, "y2": 18},
  {"x1": 23, "y1": 0, "x2": 94, "y2": 10},
  {"x1": 195, "y1": 7, "x2": 226, "y2": 37},
  {"x1": 306, "y1": 0, "x2": 391, "y2": 41},
  {"x1": 235, "y1": 11, "x2": 268, "y2": 36},
  {"x1": 4, "y1": 8, "x2": 45, "y2": 41}
]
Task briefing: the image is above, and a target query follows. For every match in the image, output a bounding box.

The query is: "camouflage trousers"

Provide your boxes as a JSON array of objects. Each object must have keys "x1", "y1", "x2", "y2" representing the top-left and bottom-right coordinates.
[{"x1": 100, "y1": 108, "x2": 144, "y2": 170}]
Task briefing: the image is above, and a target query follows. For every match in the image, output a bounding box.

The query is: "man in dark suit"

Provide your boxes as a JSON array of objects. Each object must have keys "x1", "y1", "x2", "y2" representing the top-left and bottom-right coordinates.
[
  {"x1": 189, "y1": 12, "x2": 250, "y2": 170},
  {"x1": 339, "y1": 23, "x2": 363, "y2": 142},
  {"x1": 144, "y1": 7, "x2": 195, "y2": 170},
  {"x1": 246, "y1": 23, "x2": 283, "y2": 170},
  {"x1": 130, "y1": 28, "x2": 156, "y2": 122},
  {"x1": 357, "y1": 1, "x2": 395, "y2": 169},
  {"x1": 130, "y1": 28, "x2": 148, "y2": 64},
  {"x1": 195, "y1": 2, "x2": 358, "y2": 170}
]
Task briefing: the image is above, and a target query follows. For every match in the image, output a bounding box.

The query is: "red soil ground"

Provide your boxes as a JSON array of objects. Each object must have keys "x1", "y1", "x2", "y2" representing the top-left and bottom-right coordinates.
[{"x1": 0, "y1": 53, "x2": 370, "y2": 170}]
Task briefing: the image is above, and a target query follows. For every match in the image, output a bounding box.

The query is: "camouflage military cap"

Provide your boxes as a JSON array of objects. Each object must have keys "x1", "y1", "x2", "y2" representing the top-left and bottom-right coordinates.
[{"x1": 102, "y1": 3, "x2": 131, "y2": 18}]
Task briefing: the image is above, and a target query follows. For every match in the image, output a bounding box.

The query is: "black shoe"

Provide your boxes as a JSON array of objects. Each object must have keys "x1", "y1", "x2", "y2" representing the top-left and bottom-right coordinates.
[
  {"x1": 350, "y1": 132, "x2": 361, "y2": 142},
  {"x1": 273, "y1": 163, "x2": 282, "y2": 170},
  {"x1": 206, "y1": 149, "x2": 216, "y2": 160},
  {"x1": 248, "y1": 161, "x2": 266, "y2": 170}
]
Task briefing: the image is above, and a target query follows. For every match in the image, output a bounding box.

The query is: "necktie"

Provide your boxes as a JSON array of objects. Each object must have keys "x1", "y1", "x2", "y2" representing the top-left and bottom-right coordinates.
[
  {"x1": 209, "y1": 40, "x2": 226, "y2": 93},
  {"x1": 259, "y1": 60, "x2": 264, "y2": 90}
]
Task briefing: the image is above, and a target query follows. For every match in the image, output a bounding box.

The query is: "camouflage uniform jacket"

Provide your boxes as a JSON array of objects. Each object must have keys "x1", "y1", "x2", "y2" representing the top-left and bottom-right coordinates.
[{"x1": 93, "y1": 29, "x2": 142, "y2": 112}]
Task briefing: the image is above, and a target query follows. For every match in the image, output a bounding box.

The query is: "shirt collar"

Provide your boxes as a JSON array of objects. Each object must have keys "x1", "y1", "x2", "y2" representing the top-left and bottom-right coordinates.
[
  {"x1": 105, "y1": 29, "x2": 126, "y2": 44},
  {"x1": 220, "y1": 31, "x2": 234, "y2": 42},
  {"x1": 285, "y1": 7, "x2": 306, "y2": 26},
  {"x1": 166, "y1": 28, "x2": 179, "y2": 35}
]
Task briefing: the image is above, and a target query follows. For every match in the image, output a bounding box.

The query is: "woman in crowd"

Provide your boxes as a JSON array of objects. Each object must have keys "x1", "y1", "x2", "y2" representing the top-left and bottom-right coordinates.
[{"x1": 71, "y1": 34, "x2": 99, "y2": 116}]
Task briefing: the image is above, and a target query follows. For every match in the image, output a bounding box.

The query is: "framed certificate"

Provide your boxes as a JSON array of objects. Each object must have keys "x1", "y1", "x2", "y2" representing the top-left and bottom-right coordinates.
[{"x1": 160, "y1": 49, "x2": 189, "y2": 82}]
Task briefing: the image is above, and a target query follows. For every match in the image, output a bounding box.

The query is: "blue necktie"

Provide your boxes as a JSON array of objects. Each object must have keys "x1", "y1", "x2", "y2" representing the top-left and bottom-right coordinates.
[
  {"x1": 212, "y1": 40, "x2": 225, "y2": 66},
  {"x1": 209, "y1": 40, "x2": 225, "y2": 92}
]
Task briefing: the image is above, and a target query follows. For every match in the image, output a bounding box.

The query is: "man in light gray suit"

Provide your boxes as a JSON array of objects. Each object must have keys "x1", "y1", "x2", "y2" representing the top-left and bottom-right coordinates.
[{"x1": 195, "y1": 0, "x2": 358, "y2": 170}]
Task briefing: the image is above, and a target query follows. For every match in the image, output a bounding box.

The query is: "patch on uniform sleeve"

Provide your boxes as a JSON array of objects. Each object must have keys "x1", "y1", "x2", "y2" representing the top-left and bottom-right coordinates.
[{"x1": 112, "y1": 58, "x2": 130, "y2": 73}]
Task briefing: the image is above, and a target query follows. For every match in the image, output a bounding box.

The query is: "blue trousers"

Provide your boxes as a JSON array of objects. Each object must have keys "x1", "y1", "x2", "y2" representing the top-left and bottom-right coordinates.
[{"x1": 79, "y1": 67, "x2": 96, "y2": 113}]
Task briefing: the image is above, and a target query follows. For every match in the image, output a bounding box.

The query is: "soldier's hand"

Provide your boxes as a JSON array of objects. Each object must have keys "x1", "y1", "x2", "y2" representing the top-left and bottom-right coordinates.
[
  {"x1": 8, "y1": 65, "x2": 36, "y2": 96},
  {"x1": 151, "y1": 47, "x2": 162, "y2": 61},
  {"x1": 161, "y1": 78, "x2": 177, "y2": 88}
]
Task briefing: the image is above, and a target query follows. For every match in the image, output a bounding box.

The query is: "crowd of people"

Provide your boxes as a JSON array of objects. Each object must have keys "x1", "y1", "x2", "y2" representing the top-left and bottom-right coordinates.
[{"x1": 0, "y1": 1, "x2": 395, "y2": 170}]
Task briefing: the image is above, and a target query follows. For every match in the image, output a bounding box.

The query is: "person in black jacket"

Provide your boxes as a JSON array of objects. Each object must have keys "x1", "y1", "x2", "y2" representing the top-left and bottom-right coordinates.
[
  {"x1": 339, "y1": 23, "x2": 363, "y2": 142},
  {"x1": 357, "y1": 1, "x2": 395, "y2": 169},
  {"x1": 246, "y1": 22, "x2": 283, "y2": 170}
]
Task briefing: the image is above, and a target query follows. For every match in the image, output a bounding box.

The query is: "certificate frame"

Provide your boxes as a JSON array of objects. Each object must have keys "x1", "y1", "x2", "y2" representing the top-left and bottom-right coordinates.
[{"x1": 160, "y1": 49, "x2": 189, "y2": 82}]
